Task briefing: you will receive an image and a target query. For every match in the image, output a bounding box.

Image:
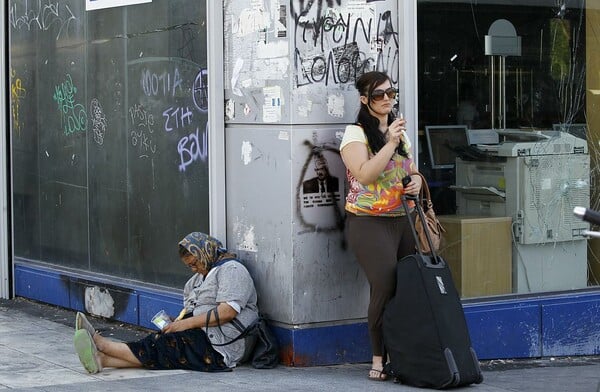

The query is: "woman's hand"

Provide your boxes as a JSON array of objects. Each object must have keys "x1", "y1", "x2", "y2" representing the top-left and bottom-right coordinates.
[
  {"x1": 161, "y1": 303, "x2": 238, "y2": 334},
  {"x1": 403, "y1": 174, "x2": 422, "y2": 196},
  {"x1": 386, "y1": 118, "x2": 407, "y2": 146},
  {"x1": 162, "y1": 318, "x2": 191, "y2": 334}
]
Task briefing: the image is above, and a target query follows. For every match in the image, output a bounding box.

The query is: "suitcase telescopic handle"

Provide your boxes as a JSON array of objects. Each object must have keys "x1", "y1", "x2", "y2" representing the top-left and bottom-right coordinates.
[{"x1": 401, "y1": 194, "x2": 440, "y2": 263}]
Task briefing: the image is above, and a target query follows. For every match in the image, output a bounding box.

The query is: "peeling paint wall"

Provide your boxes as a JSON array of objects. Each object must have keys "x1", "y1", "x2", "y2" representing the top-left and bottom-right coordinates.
[
  {"x1": 224, "y1": 0, "x2": 398, "y2": 125},
  {"x1": 226, "y1": 126, "x2": 295, "y2": 322},
  {"x1": 224, "y1": 0, "x2": 400, "y2": 326},
  {"x1": 224, "y1": 0, "x2": 398, "y2": 326},
  {"x1": 226, "y1": 124, "x2": 370, "y2": 325}
]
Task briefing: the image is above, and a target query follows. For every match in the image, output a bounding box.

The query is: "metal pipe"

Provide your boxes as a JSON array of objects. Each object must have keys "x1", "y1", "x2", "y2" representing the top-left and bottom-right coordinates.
[
  {"x1": 502, "y1": 56, "x2": 506, "y2": 129},
  {"x1": 490, "y1": 56, "x2": 495, "y2": 129},
  {"x1": 516, "y1": 67, "x2": 521, "y2": 118}
]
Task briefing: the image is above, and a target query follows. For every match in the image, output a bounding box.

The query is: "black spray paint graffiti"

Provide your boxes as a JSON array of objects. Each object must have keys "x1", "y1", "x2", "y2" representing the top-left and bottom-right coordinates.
[
  {"x1": 296, "y1": 140, "x2": 346, "y2": 248},
  {"x1": 9, "y1": 0, "x2": 78, "y2": 41},
  {"x1": 291, "y1": 0, "x2": 343, "y2": 28},
  {"x1": 295, "y1": 42, "x2": 366, "y2": 86},
  {"x1": 294, "y1": 10, "x2": 399, "y2": 86},
  {"x1": 52, "y1": 74, "x2": 87, "y2": 136},
  {"x1": 90, "y1": 98, "x2": 107, "y2": 145}
]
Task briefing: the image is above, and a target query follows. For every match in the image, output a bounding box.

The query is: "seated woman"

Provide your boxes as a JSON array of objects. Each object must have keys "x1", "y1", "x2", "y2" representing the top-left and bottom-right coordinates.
[{"x1": 73, "y1": 232, "x2": 259, "y2": 373}]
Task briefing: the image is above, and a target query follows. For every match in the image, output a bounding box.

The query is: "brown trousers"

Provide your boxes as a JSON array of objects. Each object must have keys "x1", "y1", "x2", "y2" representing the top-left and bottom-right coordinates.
[{"x1": 345, "y1": 212, "x2": 416, "y2": 357}]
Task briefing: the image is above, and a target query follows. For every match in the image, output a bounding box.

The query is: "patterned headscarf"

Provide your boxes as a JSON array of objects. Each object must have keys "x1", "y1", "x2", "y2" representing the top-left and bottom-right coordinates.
[{"x1": 178, "y1": 232, "x2": 236, "y2": 271}]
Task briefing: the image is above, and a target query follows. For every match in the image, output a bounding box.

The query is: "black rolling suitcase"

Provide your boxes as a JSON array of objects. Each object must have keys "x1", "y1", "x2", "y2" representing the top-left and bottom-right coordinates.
[{"x1": 382, "y1": 195, "x2": 483, "y2": 389}]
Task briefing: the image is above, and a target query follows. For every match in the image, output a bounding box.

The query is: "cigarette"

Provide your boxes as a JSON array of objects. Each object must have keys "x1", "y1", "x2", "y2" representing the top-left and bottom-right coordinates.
[{"x1": 399, "y1": 112, "x2": 404, "y2": 119}]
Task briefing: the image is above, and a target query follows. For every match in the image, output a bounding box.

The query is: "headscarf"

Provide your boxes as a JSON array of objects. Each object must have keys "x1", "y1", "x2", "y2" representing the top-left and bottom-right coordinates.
[{"x1": 178, "y1": 232, "x2": 237, "y2": 271}]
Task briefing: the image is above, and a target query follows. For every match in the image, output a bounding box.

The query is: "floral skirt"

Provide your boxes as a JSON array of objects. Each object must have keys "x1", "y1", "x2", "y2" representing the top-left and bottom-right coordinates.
[{"x1": 126, "y1": 329, "x2": 230, "y2": 372}]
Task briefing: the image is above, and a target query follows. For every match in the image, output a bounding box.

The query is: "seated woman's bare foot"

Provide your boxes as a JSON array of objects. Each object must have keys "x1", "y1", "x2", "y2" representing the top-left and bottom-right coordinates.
[{"x1": 92, "y1": 332, "x2": 109, "y2": 352}]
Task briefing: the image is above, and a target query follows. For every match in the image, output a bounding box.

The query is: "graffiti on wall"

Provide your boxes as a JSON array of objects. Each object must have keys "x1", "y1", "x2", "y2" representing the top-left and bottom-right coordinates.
[
  {"x1": 53, "y1": 74, "x2": 88, "y2": 136},
  {"x1": 301, "y1": 152, "x2": 340, "y2": 207},
  {"x1": 290, "y1": 0, "x2": 343, "y2": 23},
  {"x1": 9, "y1": 0, "x2": 78, "y2": 41},
  {"x1": 24, "y1": 58, "x2": 211, "y2": 173},
  {"x1": 10, "y1": 68, "x2": 27, "y2": 138},
  {"x1": 293, "y1": 7, "x2": 399, "y2": 87},
  {"x1": 224, "y1": 0, "x2": 398, "y2": 122},
  {"x1": 90, "y1": 98, "x2": 107, "y2": 145},
  {"x1": 178, "y1": 123, "x2": 208, "y2": 172},
  {"x1": 193, "y1": 68, "x2": 209, "y2": 112},
  {"x1": 296, "y1": 133, "x2": 345, "y2": 236},
  {"x1": 129, "y1": 103, "x2": 157, "y2": 157},
  {"x1": 128, "y1": 62, "x2": 209, "y2": 171}
]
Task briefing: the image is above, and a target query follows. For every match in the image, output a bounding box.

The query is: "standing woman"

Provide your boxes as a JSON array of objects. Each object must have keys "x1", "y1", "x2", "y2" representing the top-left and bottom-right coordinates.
[{"x1": 340, "y1": 71, "x2": 421, "y2": 381}]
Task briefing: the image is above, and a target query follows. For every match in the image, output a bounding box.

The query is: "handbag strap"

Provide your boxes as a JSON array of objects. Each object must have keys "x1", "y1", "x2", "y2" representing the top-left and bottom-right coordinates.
[
  {"x1": 205, "y1": 308, "x2": 259, "y2": 347},
  {"x1": 201, "y1": 259, "x2": 250, "y2": 346},
  {"x1": 401, "y1": 172, "x2": 440, "y2": 261},
  {"x1": 205, "y1": 308, "x2": 245, "y2": 346},
  {"x1": 414, "y1": 172, "x2": 445, "y2": 231},
  {"x1": 402, "y1": 194, "x2": 440, "y2": 261},
  {"x1": 414, "y1": 172, "x2": 433, "y2": 210}
]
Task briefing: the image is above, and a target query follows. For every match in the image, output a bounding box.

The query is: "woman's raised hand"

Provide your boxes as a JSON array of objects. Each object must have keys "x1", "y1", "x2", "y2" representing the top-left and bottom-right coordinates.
[{"x1": 387, "y1": 118, "x2": 407, "y2": 145}]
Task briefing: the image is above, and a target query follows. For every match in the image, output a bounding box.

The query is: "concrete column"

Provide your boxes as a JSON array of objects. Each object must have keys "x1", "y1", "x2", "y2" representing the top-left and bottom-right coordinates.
[
  {"x1": 223, "y1": 0, "x2": 404, "y2": 365},
  {"x1": 207, "y1": 1, "x2": 227, "y2": 242}
]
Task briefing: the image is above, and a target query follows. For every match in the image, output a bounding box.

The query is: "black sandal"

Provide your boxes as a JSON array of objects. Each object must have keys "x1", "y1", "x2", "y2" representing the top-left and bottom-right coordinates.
[{"x1": 368, "y1": 368, "x2": 388, "y2": 381}]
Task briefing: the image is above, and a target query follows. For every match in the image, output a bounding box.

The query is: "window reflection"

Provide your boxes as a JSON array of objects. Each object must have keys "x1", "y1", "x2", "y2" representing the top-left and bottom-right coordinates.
[
  {"x1": 418, "y1": 1, "x2": 585, "y2": 132},
  {"x1": 417, "y1": 1, "x2": 596, "y2": 297}
]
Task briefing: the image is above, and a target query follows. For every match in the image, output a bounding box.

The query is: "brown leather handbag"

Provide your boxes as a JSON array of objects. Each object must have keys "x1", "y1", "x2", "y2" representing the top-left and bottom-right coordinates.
[{"x1": 413, "y1": 173, "x2": 445, "y2": 253}]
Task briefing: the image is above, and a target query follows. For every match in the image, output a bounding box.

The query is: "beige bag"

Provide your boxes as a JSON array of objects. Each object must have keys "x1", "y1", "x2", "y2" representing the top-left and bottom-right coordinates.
[{"x1": 413, "y1": 173, "x2": 445, "y2": 253}]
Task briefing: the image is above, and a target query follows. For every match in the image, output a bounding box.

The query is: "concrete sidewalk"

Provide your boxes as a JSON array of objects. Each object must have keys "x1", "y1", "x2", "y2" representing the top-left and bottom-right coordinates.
[{"x1": 0, "y1": 297, "x2": 599, "y2": 392}]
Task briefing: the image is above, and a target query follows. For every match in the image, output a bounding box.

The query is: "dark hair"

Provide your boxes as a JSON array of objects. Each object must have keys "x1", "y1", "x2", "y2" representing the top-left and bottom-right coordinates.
[{"x1": 355, "y1": 71, "x2": 407, "y2": 157}]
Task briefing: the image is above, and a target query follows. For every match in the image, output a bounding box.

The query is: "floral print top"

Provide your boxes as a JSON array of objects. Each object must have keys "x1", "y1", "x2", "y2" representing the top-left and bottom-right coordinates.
[{"x1": 340, "y1": 124, "x2": 416, "y2": 216}]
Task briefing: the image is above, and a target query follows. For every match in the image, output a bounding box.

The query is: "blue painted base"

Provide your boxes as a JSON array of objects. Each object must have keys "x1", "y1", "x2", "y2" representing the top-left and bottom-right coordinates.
[{"x1": 14, "y1": 263, "x2": 600, "y2": 366}]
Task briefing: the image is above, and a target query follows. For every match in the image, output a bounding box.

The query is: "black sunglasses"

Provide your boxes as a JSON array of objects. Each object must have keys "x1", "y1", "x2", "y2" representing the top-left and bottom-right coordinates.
[{"x1": 370, "y1": 87, "x2": 397, "y2": 101}]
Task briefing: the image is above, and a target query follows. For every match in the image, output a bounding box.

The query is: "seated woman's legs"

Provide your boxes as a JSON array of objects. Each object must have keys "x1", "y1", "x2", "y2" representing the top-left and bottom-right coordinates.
[{"x1": 93, "y1": 333, "x2": 142, "y2": 368}]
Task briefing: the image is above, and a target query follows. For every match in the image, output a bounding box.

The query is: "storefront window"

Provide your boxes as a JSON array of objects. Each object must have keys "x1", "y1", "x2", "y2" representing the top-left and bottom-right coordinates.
[
  {"x1": 416, "y1": 0, "x2": 598, "y2": 297},
  {"x1": 9, "y1": 0, "x2": 209, "y2": 287}
]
